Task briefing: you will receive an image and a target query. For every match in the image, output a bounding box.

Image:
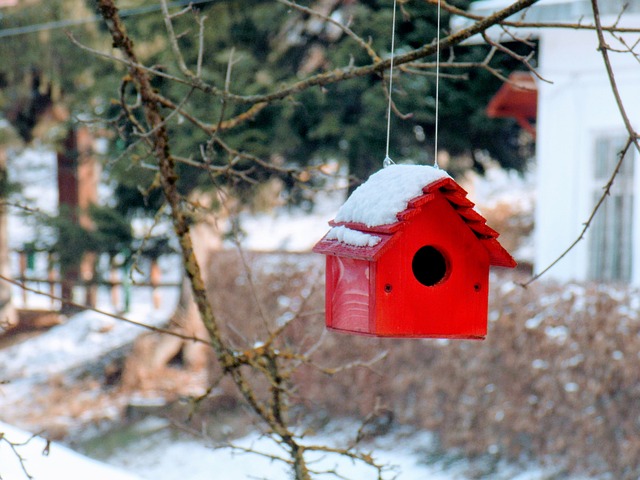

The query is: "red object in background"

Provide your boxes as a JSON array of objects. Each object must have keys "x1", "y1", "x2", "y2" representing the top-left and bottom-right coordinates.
[
  {"x1": 486, "y1": 71, "x2": 538, "y2": 137},
  {"x1": 313, "y1": 177, "x2": 516, "y2": 339}
]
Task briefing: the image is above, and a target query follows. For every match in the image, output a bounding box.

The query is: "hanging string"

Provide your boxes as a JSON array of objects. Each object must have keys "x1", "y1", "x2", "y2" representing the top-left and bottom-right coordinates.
[
  {"x1": 383, "y1": 0, "x2": 398, "y2": 168},
  {"x1": 433, "y1": 0, "x2": 442, "y2": 169}
]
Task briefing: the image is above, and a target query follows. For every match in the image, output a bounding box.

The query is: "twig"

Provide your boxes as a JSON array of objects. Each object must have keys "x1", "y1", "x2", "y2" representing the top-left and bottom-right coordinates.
[
  {"x1": 211, "y1": 47, "x2": 239, "y2": 141},
  {"x1": 212, "y1": 0, "x2": 542, "y2": 106},
  {"x1": 481, "y1": 32, "x2": 552, "y2": 83},
  {"x1": 69, "y1": 31, "x2": 266, "y2": 134},
  {"x1": 90, "y1": 0, "x2": 542, "y2": 109},
  {"x1": 0, "y1": 201, "x2": 53, "y2": 218},
  {"x1": 315, "y1": 351, "x2": 389, "y2": 376},
  {"x1": 66, "y1": 31, "x2": 204, "y2": 90},
  {"x1": 160, "y1": 0, "x2": 194, "y2": 77},
  {"x1": 404, "y1": 46, "x2": 527, "y2": 85},
  {"x1": 590, "y1": 0, "x2": 640, "y2": 155},
  {"x1": 0, "y1": 432, "x2": 37, "y2": 480},
  {"x1": 382, "y1": 76, "x2": 413, "y2": 120},
  {"x1": 196, "y1": 12, "x2": 207, "y2": 77},
  {"x1": 608, "y1": 33, "x2": 640, "y2": 62},
  {"x1": 303, "y1": 443, "x2": 386, "y2": 477},
  {"x1": 277, "y1": 0, "x2": 381, "y2": 62},
  {"x1": 233, "y1": 242, "x2": 273, "y2": 335}
]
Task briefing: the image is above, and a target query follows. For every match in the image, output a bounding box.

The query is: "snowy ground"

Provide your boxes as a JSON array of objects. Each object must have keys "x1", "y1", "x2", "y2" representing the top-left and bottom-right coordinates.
[
  {"x1": 0, "y1": 421, "x2": 139, "y2": 480},
  {"x1": 89, "y1": 423, "x2": 488, "y2": 480},
  {"x1": 1, "y1": 416, "x2": 569, "y2": 480},
  {"x1": 92, "y1": 420, "x2": 576, "y2": 480},
  {"x1": 3, "y1": 288, "x2": 178, "y2": 376},
  {"x1": 6, "y1": 148, "x2": 58, "y2": 250}
]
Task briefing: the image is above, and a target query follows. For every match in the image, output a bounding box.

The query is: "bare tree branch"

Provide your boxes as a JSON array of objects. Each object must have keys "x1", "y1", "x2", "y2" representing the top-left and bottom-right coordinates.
[
  {"x1": 0, "y1": 431, "x2": 41, "y2": 480},
  {"x1": 590, "y1": 0, "x2": 640, "y2": 154},
  {"x1": 428, "y1": 0, "x2": 640, "y2": 34},
  {"x1": 277, "y1": 0, "x2": 381, "y2": 62},
  {"x1": 160, "y1": 0, "x2": 194, "y2": 78},
  {"x1": 204, "y1": 0, "x2": 541, "y2": 106},
  {"x1": 481, "y1": 32, "x2": 552, "y2": 83},
  {"x1": 96, "y1": 2, "x2": 318, "y2": 477}
]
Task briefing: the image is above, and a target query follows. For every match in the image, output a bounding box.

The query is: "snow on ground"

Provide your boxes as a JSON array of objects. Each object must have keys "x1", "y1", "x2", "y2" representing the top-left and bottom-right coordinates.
[
  {"x1": 2, "y1": 284, "x2": 178, "y2": 382},
  {"x1": 0, "y1": 421, "x2": 141, "y2": 480},
  {"x1": 0, "y1": 417, "x2": 578, "y2": 480},
  {"x1": 0, "y1": 404, "x2": 590, "y2": 480},
  {"x1": 6, "y1": 147, "x2": 58, "y2": 250},
  {"x1": 103, "y1": 429, "x2": 446, "y2": 480},
  {"x1": 0, "y1": 282, "x2": 180, "y2": 443},
  {"x1": 92, "y1": 420, "x2": 567, "y2": 480}
]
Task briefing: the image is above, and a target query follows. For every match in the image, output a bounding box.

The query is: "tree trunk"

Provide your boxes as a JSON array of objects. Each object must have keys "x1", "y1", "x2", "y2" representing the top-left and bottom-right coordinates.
[{"x1": 0, "y1": 148, "x2": 17, "y2": 331}]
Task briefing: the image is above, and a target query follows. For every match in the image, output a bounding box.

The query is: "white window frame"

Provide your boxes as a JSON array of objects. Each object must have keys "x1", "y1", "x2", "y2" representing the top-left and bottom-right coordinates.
[{"x1": 588, "y1": 134, "x2": 635, "y2": 283}]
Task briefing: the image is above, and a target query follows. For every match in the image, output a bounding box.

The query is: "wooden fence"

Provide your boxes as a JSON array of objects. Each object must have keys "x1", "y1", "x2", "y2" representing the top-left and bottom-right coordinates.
[{"x1": 11, "y1": 250, "x2": 182, "y2": 312}]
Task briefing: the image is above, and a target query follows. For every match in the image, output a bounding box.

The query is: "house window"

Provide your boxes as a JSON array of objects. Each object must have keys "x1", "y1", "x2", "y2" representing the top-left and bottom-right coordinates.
[{"x1": 588, "y1": 136, "x2": 635, "y2": 282}]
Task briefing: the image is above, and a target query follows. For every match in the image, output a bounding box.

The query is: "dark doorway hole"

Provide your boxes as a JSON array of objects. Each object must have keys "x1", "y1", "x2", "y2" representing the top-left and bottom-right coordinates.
[{"x1": 412, "y1": 246, "x2": 448, "y2": 286}]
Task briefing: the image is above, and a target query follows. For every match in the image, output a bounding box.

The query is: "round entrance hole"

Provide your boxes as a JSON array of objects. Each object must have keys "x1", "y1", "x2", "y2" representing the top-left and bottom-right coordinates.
[{"x1": 412, "y1": 245, "x2": 448, "y2": 287}]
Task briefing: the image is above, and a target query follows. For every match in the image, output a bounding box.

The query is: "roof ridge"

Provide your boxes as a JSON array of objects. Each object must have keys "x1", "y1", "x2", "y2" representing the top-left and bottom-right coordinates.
[{"x1": 318, "y1": 170, "x2": 516, "y2": 268}]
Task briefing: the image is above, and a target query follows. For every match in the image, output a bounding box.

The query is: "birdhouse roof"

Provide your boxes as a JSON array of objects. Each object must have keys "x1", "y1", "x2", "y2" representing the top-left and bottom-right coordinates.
[{"x1": 313, "y1": 164, "x2": 516, "y2": 267}]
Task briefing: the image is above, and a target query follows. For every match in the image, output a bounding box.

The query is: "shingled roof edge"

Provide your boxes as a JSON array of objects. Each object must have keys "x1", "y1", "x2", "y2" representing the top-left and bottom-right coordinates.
[{"x1": 320, "y1": 171, "x2": 516, "y2": 268}]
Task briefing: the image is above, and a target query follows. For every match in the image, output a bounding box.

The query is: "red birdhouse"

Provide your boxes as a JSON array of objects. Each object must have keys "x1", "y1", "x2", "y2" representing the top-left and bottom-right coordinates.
[{"x1": 312, "y1": 164, "x2": 516, "y2": 339}]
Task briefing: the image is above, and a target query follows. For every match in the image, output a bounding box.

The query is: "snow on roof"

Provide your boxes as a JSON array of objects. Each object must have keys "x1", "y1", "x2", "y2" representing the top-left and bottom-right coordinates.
[
  {"x1": 315, "y1": 164, "x2": 517, "y2": 267},
  {"x1": 326, "y1": 225, "x2": 381, "y2": 247},
  {"x1": 334, "y1": 164, "x2": 450, "y2": 227}
]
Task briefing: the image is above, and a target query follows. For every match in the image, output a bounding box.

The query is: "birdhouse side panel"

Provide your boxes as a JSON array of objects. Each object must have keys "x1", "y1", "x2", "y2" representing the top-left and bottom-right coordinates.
[
  {"x1": 325, "y1": 256, "x2": 373, "y2": 334},
  {"x1": 372, "y1": 196, "x2": 490, "y2": 338}
]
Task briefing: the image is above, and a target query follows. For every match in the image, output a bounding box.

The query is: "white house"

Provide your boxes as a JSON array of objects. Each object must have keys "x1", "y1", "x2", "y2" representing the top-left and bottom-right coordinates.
[{"x1": 460, "y1": 0, "x2": 640, "y2": 284}]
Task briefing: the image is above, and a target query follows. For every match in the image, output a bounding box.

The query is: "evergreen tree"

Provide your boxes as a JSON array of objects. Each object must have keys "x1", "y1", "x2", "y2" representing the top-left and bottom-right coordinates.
[
  {"x1": 1, "y1": 0, "x2": 532, "y2": 213},
  {"x1": 0, "y1": 0, "x2": 533, "y2": 270},
  {"x1": 102, "y1": 0, "x2": 532, "y2": 210}
]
